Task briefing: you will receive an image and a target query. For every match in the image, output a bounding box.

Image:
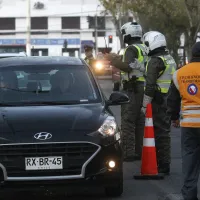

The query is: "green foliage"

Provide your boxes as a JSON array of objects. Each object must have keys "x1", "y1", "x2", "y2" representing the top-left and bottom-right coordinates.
[
  {"x1": 128, "y1": 0, "x2": 188, "y2": 62},
  {"x1": 184, "y1": 0, "x2": 200, "y2": 59},
  {"x1": 99, "y1": 0, "x2": 131, "y2": 48},
  {"x1": 100, "y1": 0, "x2": 200, "y2": 61}
]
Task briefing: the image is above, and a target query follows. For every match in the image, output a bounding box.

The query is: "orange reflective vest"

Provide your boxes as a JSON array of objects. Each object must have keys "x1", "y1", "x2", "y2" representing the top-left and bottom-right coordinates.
[{"x1": 173, "y1": 62, "x2": 200, "y2": 127}]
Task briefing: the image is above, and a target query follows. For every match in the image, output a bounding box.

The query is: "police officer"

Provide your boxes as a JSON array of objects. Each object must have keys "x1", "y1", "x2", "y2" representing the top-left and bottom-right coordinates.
[
  {"x1": 167, "y1": 41, "x2": 200, "y2": 200},
  {"x1": 105, "y1": 21, "x2": 148, "y2": 161},
  {"x1": 84, "y1": 45, "x2": 96, "y2": 70},
  {"x1": 141, "y1": 31, "x2": 176, "y2": 174}
]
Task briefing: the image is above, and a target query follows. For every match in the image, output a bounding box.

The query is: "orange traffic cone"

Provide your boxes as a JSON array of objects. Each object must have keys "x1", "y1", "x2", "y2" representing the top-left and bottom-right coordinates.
[{"x1": 133, "y1": 103, "x2": 164, "y2": 180}]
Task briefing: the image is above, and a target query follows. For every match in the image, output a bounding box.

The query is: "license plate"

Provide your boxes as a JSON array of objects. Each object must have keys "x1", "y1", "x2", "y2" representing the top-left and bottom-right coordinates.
[{"x1": 25, "y1": 157, "x2": 63, "y2": 170}]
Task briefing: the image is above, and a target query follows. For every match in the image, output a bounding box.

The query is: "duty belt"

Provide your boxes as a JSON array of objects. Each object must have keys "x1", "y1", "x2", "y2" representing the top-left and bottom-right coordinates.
[{"x1": 122, "y1": 77, "x2": 144, "y2": 91}]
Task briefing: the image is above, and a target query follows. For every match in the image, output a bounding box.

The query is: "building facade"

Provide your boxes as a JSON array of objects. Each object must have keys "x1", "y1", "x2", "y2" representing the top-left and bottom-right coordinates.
[{"x1": 0, "y1": 0, "x2": 121, "y2": 57}]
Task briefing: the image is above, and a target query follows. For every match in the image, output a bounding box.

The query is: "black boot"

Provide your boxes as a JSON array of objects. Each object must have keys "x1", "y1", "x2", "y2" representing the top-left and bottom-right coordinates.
[{"x1": 158, "y1": 164, "x2": 170, "y2": 175}]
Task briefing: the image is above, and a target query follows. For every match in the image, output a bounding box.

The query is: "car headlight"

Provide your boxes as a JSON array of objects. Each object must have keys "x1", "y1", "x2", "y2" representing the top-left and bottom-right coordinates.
[
  {"x1": 95, "y1": 62, "x2": 103, "y2": 70},
  {"x1": 98, "y1": 116, "x2": 117, "y2": 136}
]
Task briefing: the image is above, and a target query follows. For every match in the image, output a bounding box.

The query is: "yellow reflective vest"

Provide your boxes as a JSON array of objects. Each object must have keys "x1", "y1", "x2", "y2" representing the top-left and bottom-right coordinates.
[
  {"x1": 173, "y1": 62, "x2": 200, "y2": 127},
  {"x1": 121, "y1": 44, "x2": 147, "y2": 83},
  {"x1": 145, "y1": 54, "x2": 176, "y2": 93}
]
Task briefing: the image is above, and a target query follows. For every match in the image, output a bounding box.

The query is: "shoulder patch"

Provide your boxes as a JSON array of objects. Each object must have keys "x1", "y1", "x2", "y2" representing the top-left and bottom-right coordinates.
[{"x1": 187, "y1": 83, "x2": 198, "y2": 95}]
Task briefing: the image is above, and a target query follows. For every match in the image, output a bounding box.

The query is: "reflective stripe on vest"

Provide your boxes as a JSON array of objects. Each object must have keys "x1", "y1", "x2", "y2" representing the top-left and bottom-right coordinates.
[
  {"x1": 132, "y1": 44, "x2": 147, "y2": 81},
  {"x1": 121, "y1": 44, "x2": 147, "y2": 82},
  {"x1": 145, "y1": 55, "x2": 176, "y2": 93},
  {"x1": 173, "y1": 64, "x2": 200, "y2": 127},
  {"x1": 121, "y1": 47, "x2": 130, "y2": 81}
]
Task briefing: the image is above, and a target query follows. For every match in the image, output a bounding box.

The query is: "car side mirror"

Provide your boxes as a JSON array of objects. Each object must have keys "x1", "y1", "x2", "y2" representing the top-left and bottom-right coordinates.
[{"x1": 106, "y1": 91, "x2": 129, "y2": 106}]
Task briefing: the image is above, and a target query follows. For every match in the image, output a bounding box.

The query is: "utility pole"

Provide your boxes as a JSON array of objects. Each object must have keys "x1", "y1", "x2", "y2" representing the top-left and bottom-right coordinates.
[
  {"x1": 26, "y1": 0, "x2": 31, "y2": 56},
  {"x1": 79, "y1": 0, "x2": 84, "y2": 57},
  {"x1": 95, "y1": 5, "x2": 100, "y2": 56},
  {"x1": 95, "y1": 14, "x2": 98, "y2": 55}
]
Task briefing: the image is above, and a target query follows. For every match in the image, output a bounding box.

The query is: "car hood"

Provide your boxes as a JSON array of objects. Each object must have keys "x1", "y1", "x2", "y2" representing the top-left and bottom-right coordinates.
[{"x1": 0, "y1": 103, "x2": 108, "y2": 144}]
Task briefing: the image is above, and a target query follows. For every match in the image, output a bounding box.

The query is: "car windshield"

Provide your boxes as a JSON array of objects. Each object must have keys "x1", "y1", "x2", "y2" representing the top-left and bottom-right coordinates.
[{"x1": 0, "y1": 64, "x2": 101, "y2": 105}]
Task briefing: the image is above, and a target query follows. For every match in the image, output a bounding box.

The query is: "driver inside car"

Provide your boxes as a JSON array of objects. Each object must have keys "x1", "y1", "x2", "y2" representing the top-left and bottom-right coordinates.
[{"x1": 50, "y1": 71, "x2": 73, "y2": 96}]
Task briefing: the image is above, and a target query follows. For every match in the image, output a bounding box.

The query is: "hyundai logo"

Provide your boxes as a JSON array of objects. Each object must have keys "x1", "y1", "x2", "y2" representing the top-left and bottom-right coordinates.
[{"x1": 34, "y1": 132, "x2": 52, "y2": 140}]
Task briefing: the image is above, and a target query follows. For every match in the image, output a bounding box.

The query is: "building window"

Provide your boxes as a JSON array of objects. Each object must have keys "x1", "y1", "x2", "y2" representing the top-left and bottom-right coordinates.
[
  {"x1": 31, "y1": 17, "x2": 48, "y2": 35},
  {"x1": 62, "y1": 32, "x2": 79, "y2": 35},
  {"x1": 31, "y1": 48, "x2": 48, "y2": 56},
  {"x1": 0, "y1": 32, "x2": 15, "y2": 35},
  {"x1": 62, "y1": 48, "x2": 79, "y2": 57},
  {"x1": 62, "y1": 17, "x2": 80, "y2": 29},
  {"x1": 0, "y1": 18, "x2": 15, "y2": 30},
  {"x1": 0, "y1": 46, "x2": 25, "y2": 53},
  {"x1": 31, "y1": 17, "x2": 48, "y2": 29},
  {"x1": 88, "y1": 16, "x2": 105, "y2": 37},
  {"x1": 92, "y1": 31, "x2": 105, "y2": 37}
]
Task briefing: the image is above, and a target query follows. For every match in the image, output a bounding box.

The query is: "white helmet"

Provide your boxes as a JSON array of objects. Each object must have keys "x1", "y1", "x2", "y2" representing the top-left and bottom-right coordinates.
[
  {"x1": 142, "y1": 31, "x2": 166, "y2": 53},
  {"x1": 120, "y1": 22, "x2": 142, "y2": 40}
]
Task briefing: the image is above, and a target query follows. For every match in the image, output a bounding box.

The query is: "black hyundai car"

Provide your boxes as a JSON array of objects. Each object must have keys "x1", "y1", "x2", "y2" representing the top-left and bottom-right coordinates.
[{"x1": 0, "y1": 56, "x2": 129, "y2": 197}]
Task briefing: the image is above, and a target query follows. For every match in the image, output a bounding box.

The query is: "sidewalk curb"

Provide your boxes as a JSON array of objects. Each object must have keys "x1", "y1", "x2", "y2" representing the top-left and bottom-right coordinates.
[{"x1": 158, "y1": 193, "x2": 183, "y2": 200}]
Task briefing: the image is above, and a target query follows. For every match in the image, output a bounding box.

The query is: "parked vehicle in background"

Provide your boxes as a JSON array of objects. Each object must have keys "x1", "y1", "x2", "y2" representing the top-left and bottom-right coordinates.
[{"x1": 93, "y1": 52, "x2": 112, "y2": 76}]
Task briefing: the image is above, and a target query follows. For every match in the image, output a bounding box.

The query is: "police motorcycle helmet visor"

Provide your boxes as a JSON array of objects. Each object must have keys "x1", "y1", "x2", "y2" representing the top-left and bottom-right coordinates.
[{"x1": 144, "y1": 41, "x2": 149, "y2": 47}]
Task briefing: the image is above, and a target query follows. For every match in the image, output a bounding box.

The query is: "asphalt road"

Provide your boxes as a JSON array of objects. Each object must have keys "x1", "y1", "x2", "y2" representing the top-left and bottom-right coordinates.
[
  {"x1": 98, "y1": 79, "x2": 183, "y2": 200},
  {"x1": 99, "y1": 79, "x2": 200, "y2": 200},
  {"x1": 5, "y1": 78, "x2": 200, "y2": 200}
]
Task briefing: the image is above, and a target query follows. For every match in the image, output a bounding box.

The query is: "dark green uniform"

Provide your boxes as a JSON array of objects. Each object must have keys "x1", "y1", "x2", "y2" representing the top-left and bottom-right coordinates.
[
  {"x1": 110, "y1": 40, "x2": 147, "y2": 161},
  {"x1": 144, "y1": 48, "x2": 176, "y2": 173}
]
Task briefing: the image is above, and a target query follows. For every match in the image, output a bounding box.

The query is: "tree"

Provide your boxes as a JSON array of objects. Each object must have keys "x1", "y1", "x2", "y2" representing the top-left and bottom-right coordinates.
[
  {"x1": 100, "y1": 0, "x2": 187, "y2": 62},
  {"x1": 99, "y1": 0, "x2": 132, "y2": 48},
  {"x1": 100, "y1": 0, "x2": 200, "y2": 62},
  {"x1": 130, "y1": 0, "x2": 200, "y2": 62},
  {"x1": 128, "y1": 0, "x2": 188, "y2": 63},
  {"x1": 184, "y1": 0, "x2": 200, "y2": 59}
]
